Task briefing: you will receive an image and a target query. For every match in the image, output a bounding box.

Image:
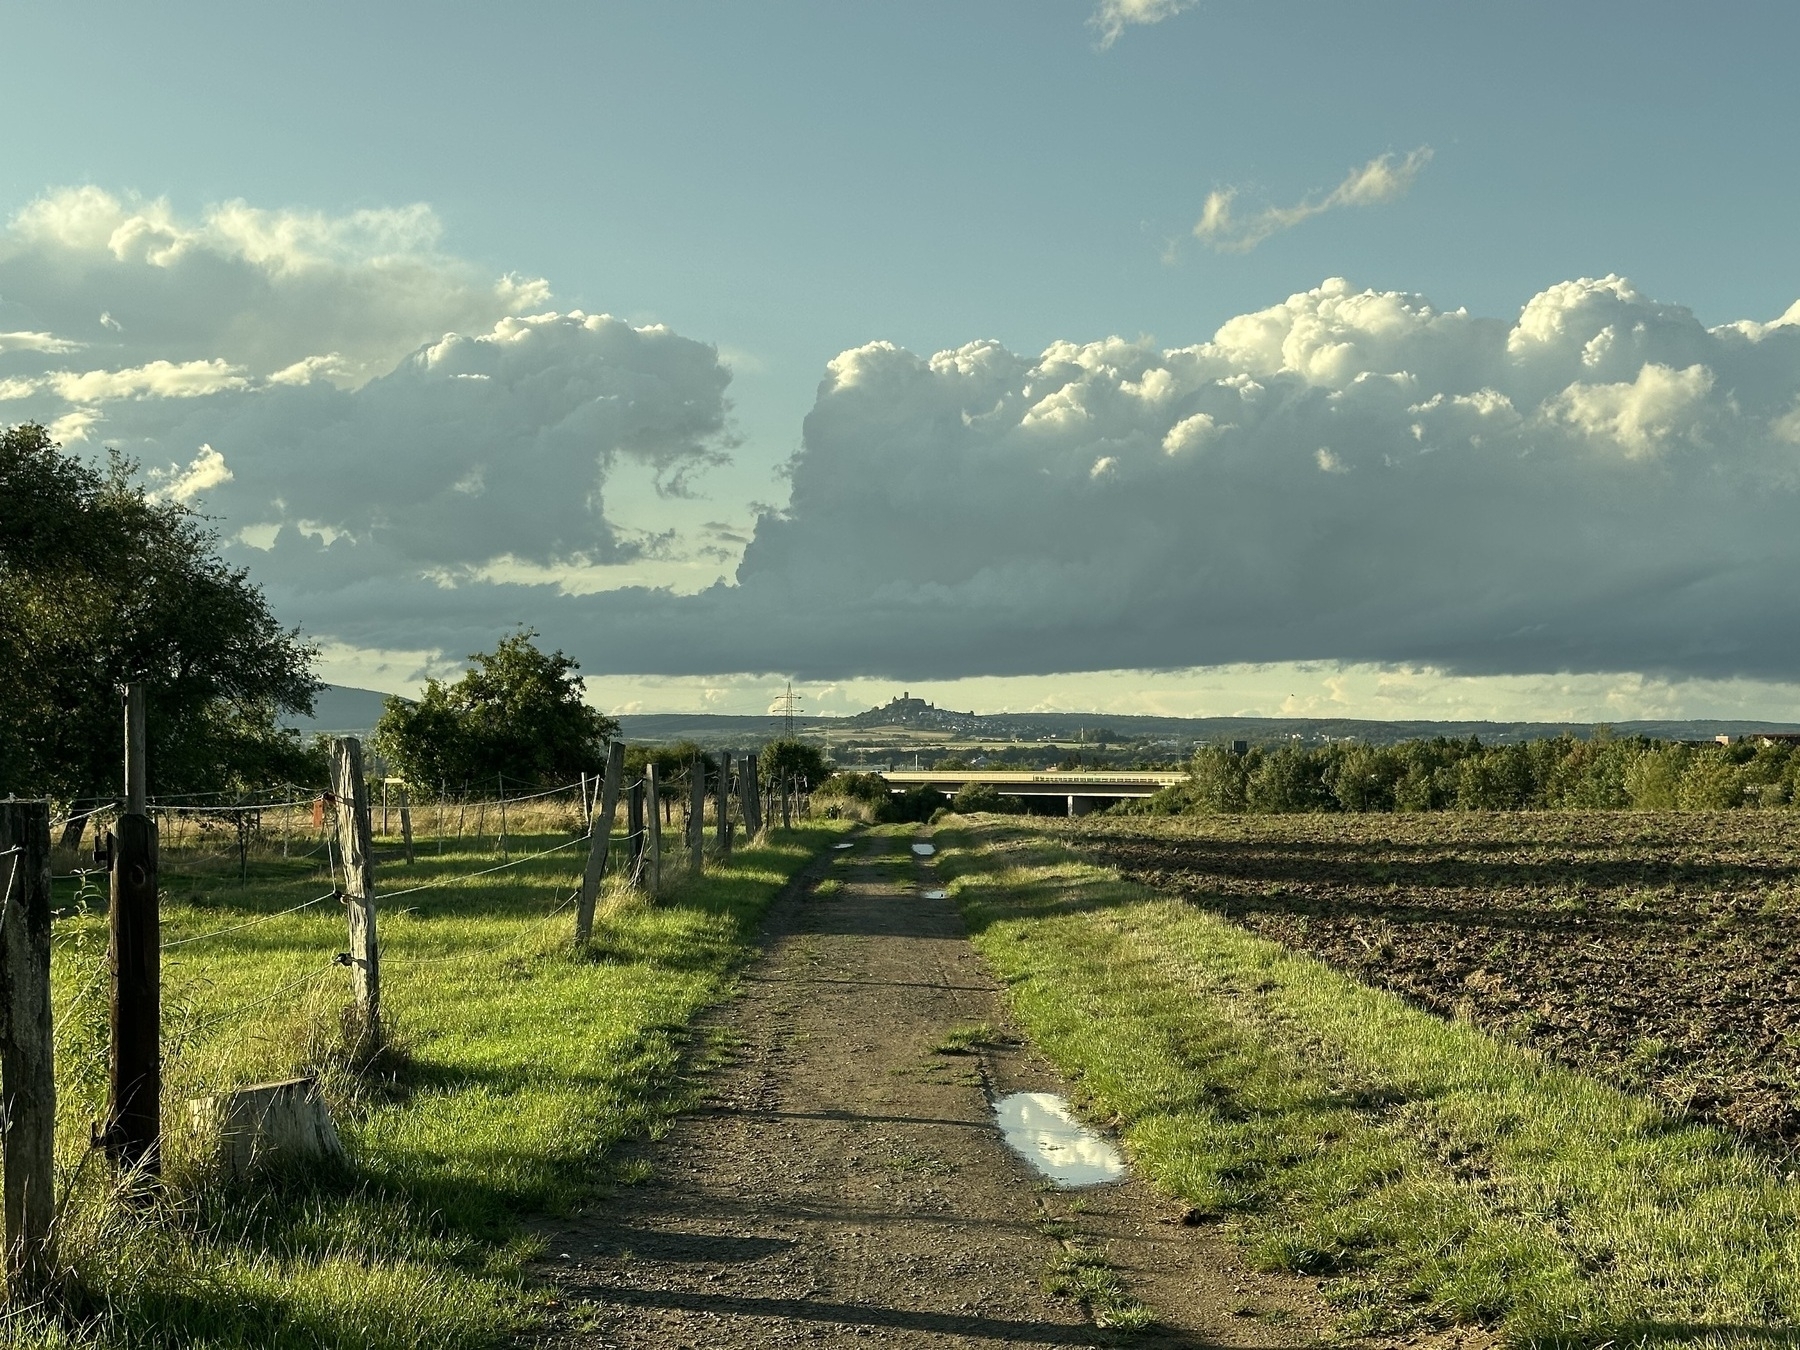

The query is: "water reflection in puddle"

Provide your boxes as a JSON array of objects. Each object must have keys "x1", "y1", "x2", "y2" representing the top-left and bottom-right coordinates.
[
  {"x1": 833, "y1": 843, "x2": 856, "y2": 850},
  {"x1": 912, "y1": 843, "x2": 936, "y2": 856},
  {"x1": 993, "y1": 1092, "x2": 1126, "y2": 1188},
  {"x1": 921, "y1": 889, "x2": 948, "y2": 900}
]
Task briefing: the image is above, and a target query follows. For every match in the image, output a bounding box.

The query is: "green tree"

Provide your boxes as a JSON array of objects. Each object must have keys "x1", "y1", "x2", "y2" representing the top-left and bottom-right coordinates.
[
  {"x1": 0, "y1": 423, "x2": 320, "y2": 798},
  {"x1": 374, "y1": 630, "x2": 616, "y2": 789},
  {"x1": 1455, "y1": 743, "x2": 1536, "y2": 811},
  {"x1": 1676, "y1": 749, "x2": 1745, "y2": 810},
  {"x1": 1187, "y1": 746, "x2": 1250, "y2": 813},
  {"x1": 1246, "y1": 745, "x2": 1336, "y2": 813},
  {"x1": 760, "y1": 738, "x2": 831, "y2": 791},
  {"x1": 1623, "y1": 744, "x2": 1688, "y2": 808}
]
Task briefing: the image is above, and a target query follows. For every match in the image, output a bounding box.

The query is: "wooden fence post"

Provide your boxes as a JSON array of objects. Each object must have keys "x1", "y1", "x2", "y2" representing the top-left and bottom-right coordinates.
[
  {"x1": 645, "y1": 762, "x2": 662, "y2": 893},
  {"x1": 328, "y1": 739, "x2": 380, "y2": 1049},
  {"x1": 398, "y1": 785, "x2": 415, "y2": 865},
  {"x1": 627, "y1": 777, "x2": 645, "y2": 881},
  {"x1": 716, "y1": 751, "x2": 733, "y2": 857},
  {"x1": 688, "y1": 756, "x2": 705, "y2": 876},
  {"x1": 106, "y1": 682, "x2": 160, "y2": 1178},
  {"x1": 740, "y1": 756, "x2": 760, "y2": 839},
  {"x1": 497, "y1": 775, "x2": 508, "y2": 861},
  {"x1": 0, "y1": 801, "x2": 56, "y2": 1295},
  {"x1": 575, "y1": 741, "x2": 624, "y2": 944}
]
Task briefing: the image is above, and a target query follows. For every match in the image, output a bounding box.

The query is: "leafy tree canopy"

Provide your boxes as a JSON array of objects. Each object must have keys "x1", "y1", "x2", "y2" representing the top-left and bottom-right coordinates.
[
  {"x1": 0, "y1": 423, "x2": 321, "y2": 799},
  {"x1": 760, "y1": 737, "x2": 831, "y2": 790},
  {"x1": 374, "y1": 629, "x2": 617, "y2": 790}
]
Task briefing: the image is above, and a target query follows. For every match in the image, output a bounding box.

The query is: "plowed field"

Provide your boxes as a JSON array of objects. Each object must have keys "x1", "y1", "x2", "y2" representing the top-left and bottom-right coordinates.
[{"x1": 1060, "y1": 811, "x2": 1800, "y2": 1145}]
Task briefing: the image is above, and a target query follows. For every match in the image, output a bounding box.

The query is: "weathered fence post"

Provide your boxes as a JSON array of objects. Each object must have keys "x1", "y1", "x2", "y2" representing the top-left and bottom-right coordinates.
[
  {"x1": 497, "y1": 775, "x2": 508, "y2": 861},
  {"x1": 575, "y1": 741, "x2": 624, "y2": 944},
  {"x1": 106, "y1": 681, "x2": 160, "y2": 1178},
  {"x1": 328, "y1": 738, "x2": 380, "y2": 1050},
  {"x1": 716, "y1": 751, "x2": 733, "y2": 857},
  {"x1": 0, "y1": 800, "x2": 56, "y2": 1295},
  {"x1": 627, "y1": 776, "x2": 646, "y2": 881},
  {"x1": 741, "y1": 756, "x2": 760, "y2": 839},
  {"x1": 688, "y1": 756, "x2": 705, "y2": 875},
  {"x1": 645, "y1": 762, "x2": 662, "y2": 893},
  {"x1": 781, "y1": 772, "x2": 793, "y2": 829},
  {"x1": 398, "y1": 784, "x2": 415, "y2": 865}
]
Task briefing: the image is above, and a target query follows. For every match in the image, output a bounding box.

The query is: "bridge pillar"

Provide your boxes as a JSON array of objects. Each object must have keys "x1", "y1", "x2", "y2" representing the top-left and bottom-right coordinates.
[{"x1": 1067, "y1": 795, "x2": 1101, "y2": 817}]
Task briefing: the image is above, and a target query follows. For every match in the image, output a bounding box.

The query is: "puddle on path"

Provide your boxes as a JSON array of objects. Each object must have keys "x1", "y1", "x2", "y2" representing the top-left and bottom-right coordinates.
[
  {"x1": 921, "y1": 889, "x2": 948, "y2": 900},
  {"x1": 912, "y1": 843, "x2": 936, "y2": 856},
  {"x1": 833, "y1": 842, "x2": 856, "y2": 850},
  {"x1": 993, "y1": 1092, "x2": 1126, "y2": 1188}
]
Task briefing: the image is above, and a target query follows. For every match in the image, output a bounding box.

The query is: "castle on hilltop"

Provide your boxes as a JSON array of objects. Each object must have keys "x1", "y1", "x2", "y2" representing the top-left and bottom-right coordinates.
[{"x1": 845, "y1": 692, "x2": 981, "y2": 732}]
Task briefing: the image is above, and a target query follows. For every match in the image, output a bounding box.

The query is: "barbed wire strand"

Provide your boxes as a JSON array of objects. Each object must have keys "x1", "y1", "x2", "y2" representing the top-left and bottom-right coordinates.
[{"x1": 160, "y1": 887, "x2": 341, "y2": 951}]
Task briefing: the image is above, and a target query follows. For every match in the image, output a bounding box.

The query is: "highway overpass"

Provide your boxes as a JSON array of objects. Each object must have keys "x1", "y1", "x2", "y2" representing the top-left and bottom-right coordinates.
[{"x1": 878, "y1": 769, "x2": 1187, "y2": 815}]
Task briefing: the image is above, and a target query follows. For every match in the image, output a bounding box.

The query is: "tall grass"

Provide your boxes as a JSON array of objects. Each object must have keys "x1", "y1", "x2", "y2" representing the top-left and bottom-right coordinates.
[
  {"x1": 17, "y1": 811, "x2": 846, "y2": 1348},
  {"x1": 937, "y1": 819, "x2": 1800, "y2": 1347}
]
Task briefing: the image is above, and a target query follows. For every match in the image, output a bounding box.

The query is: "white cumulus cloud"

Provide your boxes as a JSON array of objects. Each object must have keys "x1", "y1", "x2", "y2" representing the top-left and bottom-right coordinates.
[
  {"x1": 0, "y1": 187, "x2": 548, "y2": 388},
  {"x1": 571, "y1": 274, "x2": 1800, "y2": 688},
  {"x1": 0, "y1": 187, "x2": 737, "y2": 661},
  {"x1": 148, "y1": 443, "x2": 233, "y2": 502}
]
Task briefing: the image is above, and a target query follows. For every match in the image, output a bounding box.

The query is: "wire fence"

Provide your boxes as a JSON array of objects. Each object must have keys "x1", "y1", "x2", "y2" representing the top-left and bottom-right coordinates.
[
  {"x1": 42, "y1": 747, "x2": 809, "y2": 1054},
  {"x1": 0, "y1": 737, "x2": 831, "y2": 1297}
]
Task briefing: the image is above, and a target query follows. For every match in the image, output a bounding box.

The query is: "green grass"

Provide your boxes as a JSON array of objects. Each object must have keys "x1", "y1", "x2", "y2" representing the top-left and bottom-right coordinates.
[
  {"x1": 24, "y1": 820, "x2": 848, "y2": 1348},
  {"x1": 935, "y1": 819, "x2": 1800, "y2": 1347}
]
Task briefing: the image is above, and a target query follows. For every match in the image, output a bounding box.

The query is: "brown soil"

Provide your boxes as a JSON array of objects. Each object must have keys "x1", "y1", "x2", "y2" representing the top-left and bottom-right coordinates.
[
  {"x1": 528, "y1": 830, "x2": 1365, "y2": 1349},
  {"x1": 1064, "y1": 810, "x2": 1800, "y2": 1144}
]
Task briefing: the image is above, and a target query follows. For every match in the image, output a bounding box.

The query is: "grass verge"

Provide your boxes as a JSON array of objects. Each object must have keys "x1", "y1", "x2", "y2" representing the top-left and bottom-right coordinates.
[
  {"x1": 935, "y1": 818, "x2": 1800, "y2": 1346},
  {"x1": 19, "y1": 819, "x2": 847, "y2": 1349}
]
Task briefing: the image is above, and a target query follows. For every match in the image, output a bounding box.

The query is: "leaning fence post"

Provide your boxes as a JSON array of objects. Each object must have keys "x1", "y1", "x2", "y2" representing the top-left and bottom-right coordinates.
[
  {"x1": 329, "y1": 738, "x2": 380, "y2": 1049},
  {"x1": 688, "y1": 756, "x2": 706, "y2": 876},
  {"x1": 716, "y1": 751, "x2": 733, "y2": 857},
  {"x1": 575, "y1": 741, "x2": 624, "y2": 944},
  {"x1": 645, "y1": 762, "x2": 662, "y2": 893},
  {"x1": 398, "y1": 784, "x2": 415, "y2": 865},
  {"x1": 106, "y1": 682, "x2": 160, "y2": 1178},
  {"x1": 0, "y1": 800, "x2": 56, "y2": 1296}
]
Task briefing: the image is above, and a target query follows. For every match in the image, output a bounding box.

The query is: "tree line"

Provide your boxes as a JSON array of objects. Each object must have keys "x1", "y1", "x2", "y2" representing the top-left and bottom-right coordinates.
[{"x1": 1134, "y1": 734, "x2": 1800, "y2": 816}]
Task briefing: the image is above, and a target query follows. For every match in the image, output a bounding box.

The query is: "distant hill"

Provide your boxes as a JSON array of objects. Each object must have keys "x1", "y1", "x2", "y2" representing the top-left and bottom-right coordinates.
[
  {"x1": 615, "y1": 708, "x2": 1800, "y2": 749},
  {"x1": 295, "y1": 688, "x2": 1800, "y2": 751}
]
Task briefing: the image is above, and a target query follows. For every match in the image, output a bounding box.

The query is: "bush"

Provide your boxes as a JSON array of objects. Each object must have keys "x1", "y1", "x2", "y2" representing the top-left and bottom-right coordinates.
[{"x1": 950, "y1": 782, "x2": 1007, "y2": 814}]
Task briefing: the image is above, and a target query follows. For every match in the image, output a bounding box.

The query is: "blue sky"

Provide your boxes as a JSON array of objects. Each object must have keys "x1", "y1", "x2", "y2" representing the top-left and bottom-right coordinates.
[{"x1": 5, "y1": 2, "x2": 1800, "y2": 720}]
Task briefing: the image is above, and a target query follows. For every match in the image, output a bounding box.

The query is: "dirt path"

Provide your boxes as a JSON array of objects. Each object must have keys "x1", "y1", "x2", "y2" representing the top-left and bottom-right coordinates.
[{"x1": 533, "y1": 830, "x2": 1341, "y2": 1348}]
